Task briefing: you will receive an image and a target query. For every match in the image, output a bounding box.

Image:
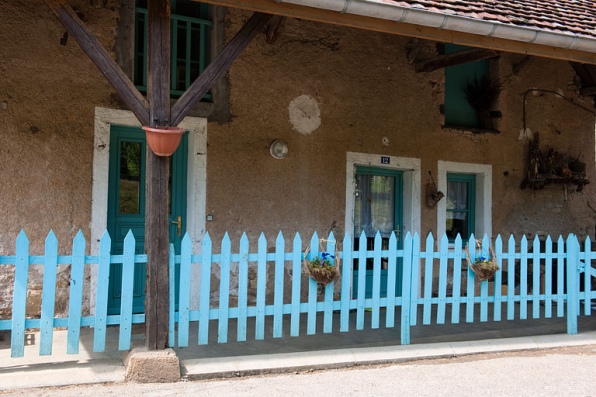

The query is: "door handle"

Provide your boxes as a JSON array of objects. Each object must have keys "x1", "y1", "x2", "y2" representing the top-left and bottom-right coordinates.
[{"x1": 172, "y1": 216, "x2": 182, "y2": 237}]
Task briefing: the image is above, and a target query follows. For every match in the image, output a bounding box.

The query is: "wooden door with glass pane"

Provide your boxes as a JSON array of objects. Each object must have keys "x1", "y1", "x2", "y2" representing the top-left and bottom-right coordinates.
[
  {"x1": 352, "y1": 167, "x2": 403, "y2": 299},
  {"x1": 106, "y1": 125, "x2": 188, "y2": 314}
]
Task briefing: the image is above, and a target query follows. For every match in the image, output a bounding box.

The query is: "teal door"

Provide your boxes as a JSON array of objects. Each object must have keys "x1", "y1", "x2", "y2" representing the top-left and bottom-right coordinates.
[
  {"x1": 107, "y1": 125, "x2": 188, "y2": 314},
  {"x1": 352, "y1": 167, "x2": 403, "y2": 299}
]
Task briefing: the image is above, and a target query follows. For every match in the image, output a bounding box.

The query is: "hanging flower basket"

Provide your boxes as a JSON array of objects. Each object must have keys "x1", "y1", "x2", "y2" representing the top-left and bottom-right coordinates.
[
  {"x1": 303, "y1": 242, "x2": 341, "y2": 286},
  {"x1": 142, "y1": 126, "x2": 186, "y2": 157},
  {"x1": 465, "y1": 240, "x2": 500, "y2": 282}
]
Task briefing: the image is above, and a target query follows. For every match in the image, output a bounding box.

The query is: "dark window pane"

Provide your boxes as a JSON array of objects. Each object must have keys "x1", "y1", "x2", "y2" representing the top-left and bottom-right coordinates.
[
  {"x1": 190, "y1": 27, "x2": 202, "y2": 62},
  {"x1": 175, "y1": 60, "x2": 186, "y2": 91},
  {"x1": 446, "y1": 211, "x2": 469, "y2": 240},
  {"x1": 177, "y1": 25, "x2": 187, "y2": 60},
  {"x1": 119, "y1": 142, "x2": 142, "y2": 214}
]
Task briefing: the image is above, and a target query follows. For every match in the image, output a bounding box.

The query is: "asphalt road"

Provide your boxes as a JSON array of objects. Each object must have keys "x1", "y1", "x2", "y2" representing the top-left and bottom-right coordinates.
[{"x1": 4, "y1": 345, "x2": 596, "y2": 397}]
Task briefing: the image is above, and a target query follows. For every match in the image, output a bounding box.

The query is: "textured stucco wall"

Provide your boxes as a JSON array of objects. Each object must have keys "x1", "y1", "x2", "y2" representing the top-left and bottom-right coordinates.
[
  {"x1": 0, "y1": 0, "x2": 121, "y2": 318},
  {"x1": 1, "y1": 5, "x2": 596, "y2": 316}
]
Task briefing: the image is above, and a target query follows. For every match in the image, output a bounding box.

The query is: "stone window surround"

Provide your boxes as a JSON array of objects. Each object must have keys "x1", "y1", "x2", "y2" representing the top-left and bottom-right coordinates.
[
  {"x1": 344, "y1": 152, "x2": 422, "y2": 296},
  {"x1": 89, "y1": 107, "x2": 207, "y2": 313},
  {"x1": 437, "y1": 160, "x2": 492, "y2": 242}
]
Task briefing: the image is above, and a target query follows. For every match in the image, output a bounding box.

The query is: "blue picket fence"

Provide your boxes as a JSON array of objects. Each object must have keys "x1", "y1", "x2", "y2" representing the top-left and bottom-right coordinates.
[{"x1": 0, "y1": 229, "x2": 595, "y2": 358}]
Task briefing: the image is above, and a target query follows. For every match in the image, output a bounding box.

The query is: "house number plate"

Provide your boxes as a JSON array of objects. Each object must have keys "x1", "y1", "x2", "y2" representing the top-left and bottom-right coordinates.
[{"x1": 381, "y1": 156, "x2": 390, "y2": 164}]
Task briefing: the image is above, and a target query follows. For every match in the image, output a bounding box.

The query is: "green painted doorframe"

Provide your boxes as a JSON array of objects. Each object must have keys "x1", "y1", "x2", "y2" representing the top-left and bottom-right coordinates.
[
  {"x1": 106, "y1": 125, "x2": 188, "y2": 314},
  {"x1": 352, "y1": 166, "x2": 404, "y2": 299}
]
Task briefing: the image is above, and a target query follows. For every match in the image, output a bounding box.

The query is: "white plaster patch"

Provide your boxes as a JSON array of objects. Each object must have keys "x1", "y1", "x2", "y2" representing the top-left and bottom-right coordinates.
[{"x1": 289, "y1": 95, "x2": 321, "y2": 135}]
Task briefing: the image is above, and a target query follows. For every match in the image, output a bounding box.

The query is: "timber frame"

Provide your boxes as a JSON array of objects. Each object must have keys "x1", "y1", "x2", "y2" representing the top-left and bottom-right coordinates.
[{"x1": 44, "y1": 0, "x2": 271, "y2": 350}]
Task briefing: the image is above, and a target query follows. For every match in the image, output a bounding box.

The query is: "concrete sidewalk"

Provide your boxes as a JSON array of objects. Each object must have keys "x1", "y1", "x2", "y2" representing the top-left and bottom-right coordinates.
[{"x1": 1, "y1": 311, "x2": 596, "y2": 390}]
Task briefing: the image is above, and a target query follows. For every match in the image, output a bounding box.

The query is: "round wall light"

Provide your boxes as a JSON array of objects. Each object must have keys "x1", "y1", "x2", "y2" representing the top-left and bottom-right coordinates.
[{"x1": 270, "y1": 140, "x2": 288, "y2": 159}]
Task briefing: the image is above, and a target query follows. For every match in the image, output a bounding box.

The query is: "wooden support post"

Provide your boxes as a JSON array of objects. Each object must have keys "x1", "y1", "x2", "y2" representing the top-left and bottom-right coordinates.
[
  {"x1": 145, "y1": 0, "x2": 171, "y2": 351},
  {"x1": 44, "y1": 0, "x2": 150, "y2": 125}
]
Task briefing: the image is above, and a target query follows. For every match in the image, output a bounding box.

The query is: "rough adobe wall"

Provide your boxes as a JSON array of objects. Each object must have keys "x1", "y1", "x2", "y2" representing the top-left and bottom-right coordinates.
[
  {"x1": 0, "y1": 0, "x2": 121, "y2": 318},
  {"x1": 206, "y1": 9, "x2": 596, "y2": 246},
  {"x1": 203, "y1": 10, "x2": 596, "y2": 303}
]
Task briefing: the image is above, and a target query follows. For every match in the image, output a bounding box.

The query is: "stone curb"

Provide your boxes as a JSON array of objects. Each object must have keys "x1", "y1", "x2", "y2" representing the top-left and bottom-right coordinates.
[{"x1": 181, "y1": 331, "x2": 596, "y2": 380}]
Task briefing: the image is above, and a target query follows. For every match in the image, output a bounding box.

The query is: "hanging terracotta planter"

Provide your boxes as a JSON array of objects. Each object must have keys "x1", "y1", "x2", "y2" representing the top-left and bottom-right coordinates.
[{"x1": 142, "y1": 126, "x2": 186, "y2": 157}]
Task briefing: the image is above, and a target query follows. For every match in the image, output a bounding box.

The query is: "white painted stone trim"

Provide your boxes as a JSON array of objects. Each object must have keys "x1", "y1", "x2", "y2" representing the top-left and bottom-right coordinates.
[
  {"x1": 436, "y1": 160, "x2": 492, "y2": 241},
  {"x1": 345, "y1": 152, "x2": 421, "y2": 295},
  {"x1": 89, "y1": 107, "x2": 207, "y2": 313},
  {"x1": 345, "y1": 152, "x2": 421, "y2": 240}
]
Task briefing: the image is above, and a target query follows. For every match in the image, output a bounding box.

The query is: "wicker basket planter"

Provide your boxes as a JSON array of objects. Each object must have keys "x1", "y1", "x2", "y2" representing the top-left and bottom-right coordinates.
[
  {"x1": 465, "y1": 240, "x2": 500, "y2": 282},
  {"x1": 306, "y1": 263, "x2": 337, "y2": 285},
  {"x1": 469, "y1": 262, "x2": 500, "y2": 281},
  {"x1": 304, "y1": 243, "x2": 341, "y2": 286}
]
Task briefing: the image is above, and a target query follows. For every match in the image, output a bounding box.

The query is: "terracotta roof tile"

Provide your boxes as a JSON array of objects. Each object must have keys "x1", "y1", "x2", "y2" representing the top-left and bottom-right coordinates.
[{"x1": 378, "y1": 0, "x2": 596, "y2": 39}]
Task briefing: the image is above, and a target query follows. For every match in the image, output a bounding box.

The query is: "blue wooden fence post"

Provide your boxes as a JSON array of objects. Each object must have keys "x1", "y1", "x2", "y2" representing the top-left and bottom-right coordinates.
[
  {"x1": 178, "y1": 233, "x2": 192, "y2": 347},
  {"x1": 118, "y1": 231, "x2": 135, "y2": 351},
  {"x1": 93, "y1": 231, "x2": 111, "y2": 353},
  {"x1": 340, "y1": 233, "x2": 352, "y2": 332},
  {"x1": 273, "y1": 232, "x2": 285, "y2": 338},
  {"x1": 198, "y1": 233, "x2": 212, "y2": 345},
  {"x1": 566, "y1": 234, "x2": 579, "y2": 334},
  {"x1": 238, "y1": 233, "x2": 249, "y2": 341},
  {"x1": 67, "y1": 231, "x2": 86, "y2": 354},
  {"x1": 218, "y1": 233, "x2": 231, "y2": 343},
  {"x1": 168, "y1": 243, "x2": 176, "y2": 348},
  {"x1": 400, "y1": 232, "x2": 413, "y2": 345},
  {"x1": 323, "y1": 233, "x2": 336, "y2": 333},
  {"x1": 40, "y1": 231, "x2": 58, "y2": 356},
  {"x1": 11, "y1": 230, "x2": 29, "y2": 358}
]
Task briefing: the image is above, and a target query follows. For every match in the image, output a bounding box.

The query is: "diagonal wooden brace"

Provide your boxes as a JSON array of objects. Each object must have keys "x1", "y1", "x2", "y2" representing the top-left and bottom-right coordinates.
[
  {"x1": 45, "y1": 0, "x2": 151, "y2": 126},
  {"x1": 170, "y1": 12, "x2": 272, "y2": 126}
]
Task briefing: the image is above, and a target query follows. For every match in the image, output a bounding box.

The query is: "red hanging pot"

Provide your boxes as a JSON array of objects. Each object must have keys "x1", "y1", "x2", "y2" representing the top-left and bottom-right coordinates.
[{"x1": 142, "y1": 126, "x2": 186, "y2": 157}]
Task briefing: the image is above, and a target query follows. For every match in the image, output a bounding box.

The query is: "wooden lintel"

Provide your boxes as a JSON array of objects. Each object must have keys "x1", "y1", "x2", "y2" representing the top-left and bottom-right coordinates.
[
  {"x1": 192, "y1": 0, "x2": 596, "y2": 65},
  {"x1": 44, "y1": 0, "x2": 150, "y2": 126},
  {"x1": 415, "y1": 48, "x2": 499, "y2": 73},
  {"x1": 266, "y1": 16, "x2": 286, "y2": 44},
  {"x1": 580, "y1": 86, "x2": 596, "y2": 96},
  {"x1": 145, "y1": 0, "x2": 171, "y2": 351},
  {"x1": 512, "y1": 55, "x2": 534, "y2": 75},
  {"x1": 170, "y1": 12, "x2": 272, "y2": 126}
]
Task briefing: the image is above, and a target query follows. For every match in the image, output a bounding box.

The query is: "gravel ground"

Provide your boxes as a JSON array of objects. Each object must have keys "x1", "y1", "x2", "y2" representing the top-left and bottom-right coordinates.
[{"x1": 3, "y1": 345, "x2": 596, "y2": 397}]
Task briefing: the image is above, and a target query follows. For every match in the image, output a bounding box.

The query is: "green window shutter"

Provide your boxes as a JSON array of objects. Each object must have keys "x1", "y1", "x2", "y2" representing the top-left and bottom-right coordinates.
[
  {"x1": 444, "y1": 44, "x2": 489, "y2": 129},
  {"x1": 134, "y1": 0, "x2": 212, "y2": 99},
  {"x1": 446, "y1": 173, "x2": 476, "y2": 241}
]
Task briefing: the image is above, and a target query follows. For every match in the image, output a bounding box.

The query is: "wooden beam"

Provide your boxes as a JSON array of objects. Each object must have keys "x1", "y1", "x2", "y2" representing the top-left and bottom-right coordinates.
[
  {"x1": 415, "y1": 48, "x2": 499, "y2": 73},
  {"x1": 266, "y1": 16, "x2": 286, "y2": 44},
  {"x1": 170, "y1": 12, "x2": 272, "y2": 126},
  {"x1": 44, "y1": 0, "x2": 150, "y2": 126},
  {"x1": 144, "y1": 0, "x2": 171, "y2": 351},
  {"x1": 580, "y1": 86, "x2": 596, "y2": 96},
  {"x1": 192, "y1": 0, "x2": 596, "y2": 65},
  {"x1": 512, "y1": 55, "x2": 534, "y2": 75}
]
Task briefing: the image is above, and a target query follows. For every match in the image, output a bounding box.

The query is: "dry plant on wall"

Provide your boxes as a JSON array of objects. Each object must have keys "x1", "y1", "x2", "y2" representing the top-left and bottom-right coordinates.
[
  {"x1": 464, "y1": 75, "x2": 503, "y2": 130},
  {"x1": 426, "y1": 171, "x2": 444, "y2": 208}
]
